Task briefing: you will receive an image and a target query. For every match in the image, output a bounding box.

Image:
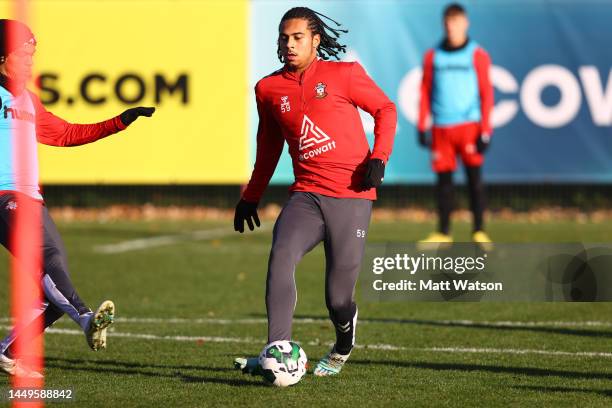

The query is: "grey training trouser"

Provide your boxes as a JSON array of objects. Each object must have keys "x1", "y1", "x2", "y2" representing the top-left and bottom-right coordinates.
[
  {"x1": 0, "y1": 193, "x2": 92, "y2": 355},
  {"x1": 266, "y1": 192, "x2": 372, "y2": 354}
]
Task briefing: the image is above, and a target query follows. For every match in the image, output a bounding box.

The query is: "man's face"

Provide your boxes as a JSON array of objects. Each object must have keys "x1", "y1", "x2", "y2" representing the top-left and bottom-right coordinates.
[
  {"x1": 278, "y1": 18, "x2": 320, "y2": 72},
  {"x1": 2, "y1": 42, "x2": 35, "y2": 83},
  {"x1": 444, "y1": 14, "x2": 469, "y2": 44}
]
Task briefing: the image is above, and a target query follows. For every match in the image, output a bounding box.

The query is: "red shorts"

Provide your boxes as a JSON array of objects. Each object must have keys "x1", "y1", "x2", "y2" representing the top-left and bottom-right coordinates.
[{"x1": 431, "y1": 122, "x2": 483, "y2": 173}]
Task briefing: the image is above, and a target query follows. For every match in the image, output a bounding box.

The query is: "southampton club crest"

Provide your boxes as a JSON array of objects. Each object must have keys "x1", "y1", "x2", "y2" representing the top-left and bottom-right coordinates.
[{"x1": 314, "y1": 82, "x2": 328, "y2": 99}]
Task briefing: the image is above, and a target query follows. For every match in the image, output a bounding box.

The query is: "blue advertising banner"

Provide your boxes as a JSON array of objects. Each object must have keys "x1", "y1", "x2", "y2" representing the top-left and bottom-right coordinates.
[{"x1": 250, "y1": 0, "x2": 612, "y2": 184}]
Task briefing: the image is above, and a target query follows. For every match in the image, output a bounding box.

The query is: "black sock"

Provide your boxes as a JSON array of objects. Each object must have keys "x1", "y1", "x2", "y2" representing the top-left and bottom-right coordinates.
[
  {"x1": 330, "y1": 304, "x2": 357, "y2": 355},
  {"x1": 465, "y1": 165, "x2": 486, "y2": 232},
  {"x1": 436, "y1": 171, "x2": 454, "y2": 234}
]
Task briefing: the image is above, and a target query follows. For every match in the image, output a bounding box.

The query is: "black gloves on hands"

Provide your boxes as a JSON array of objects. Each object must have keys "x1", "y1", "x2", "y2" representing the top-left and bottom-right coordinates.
[
  {"x1": 362, "y1": 159, "x2": 385, "y2": 190},
  {"x1": 476, "y1": 133, "x2": 491, "y2": 153},
  {"x1": 234, "y1": 199, "x2": 260, "y2": 233},
  {"x1": 418, "y1": 131, "x2": 430, "y2": 148},
  {"x1": 120, "y1": 107, "x2": 156, "y2": 126}
]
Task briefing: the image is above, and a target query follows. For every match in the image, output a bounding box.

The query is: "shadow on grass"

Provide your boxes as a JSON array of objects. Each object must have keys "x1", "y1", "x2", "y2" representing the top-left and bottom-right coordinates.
[
  {"x1": 511, "y1": 385, "x2": 612, "y2": 397},
  {"x1": 45, "y1": 357, "x2": 267, "y2": 387},
  {"x1": 46, "y1": 356, "x2": 234, "y2": 372},
  {"x1": 256, "y1": 313, "x2": 612, "y2": 339},
  {"x1": 350, "y1": 359, "x2": 612, "y2": 381}
]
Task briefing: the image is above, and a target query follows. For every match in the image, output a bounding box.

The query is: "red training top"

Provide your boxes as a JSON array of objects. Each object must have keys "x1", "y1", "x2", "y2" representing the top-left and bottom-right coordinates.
[
  {"x1": 30, "y1": 90, "x2": 126, "y2": 147},
  {"x1": 242, "y1": 58, "x2": 397, "y2": 202}
]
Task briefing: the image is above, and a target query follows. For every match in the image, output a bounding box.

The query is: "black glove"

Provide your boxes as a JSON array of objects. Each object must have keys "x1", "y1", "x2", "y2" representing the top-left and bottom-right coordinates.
[
  {"x1": 418, "y1": 130, "x2": 430, "y2": 148},
  {"x1": 361, "y1": 159, "x2": 385, "y2": 190},
  {"x1": 476, "y1": 133, "x2": 491, "y2": 153},
  {"x1": 234, "y1": 199, "x2": 260, "y2": 233},
  {"x1": 120, "y1": 106, "x2": 156, "y2": 126}
]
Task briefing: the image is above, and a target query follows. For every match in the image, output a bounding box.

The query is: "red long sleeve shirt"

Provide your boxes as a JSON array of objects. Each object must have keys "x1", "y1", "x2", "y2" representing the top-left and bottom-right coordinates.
[
  {"x1": 243, "y1": 58, "x2": 397, "y2": 202},
  {"x1": 30, "y1": 90, "x2": 126, "y2": 146}
]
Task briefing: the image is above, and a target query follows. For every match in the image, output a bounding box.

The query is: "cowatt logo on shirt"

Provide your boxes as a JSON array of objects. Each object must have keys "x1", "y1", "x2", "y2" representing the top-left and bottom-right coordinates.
[{"x1": 298, "y1": 115, "x2": 336, "y2": 161}]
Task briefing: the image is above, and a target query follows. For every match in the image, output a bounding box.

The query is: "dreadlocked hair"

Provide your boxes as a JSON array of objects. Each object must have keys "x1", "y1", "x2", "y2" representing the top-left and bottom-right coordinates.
[{"x1": 277, "y1": 7, "x2": 348, "y2": 63}]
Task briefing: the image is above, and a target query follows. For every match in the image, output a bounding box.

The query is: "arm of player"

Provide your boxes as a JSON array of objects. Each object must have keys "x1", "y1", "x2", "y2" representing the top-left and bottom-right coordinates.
[
  {"x1": 30, "y1": 92, "x2": 154, "y2": 147},
  {"x1": 474, "y1": 48, "x2": 494, "y2": 153},
  {"x1": 348, "y1": 62, "x2": 397, "y2": 165},
  {"x1": 417, "y1": 49, "x2": 434, "y2": 146},
  {"x1": 235, "y1": 86, "x2": 284, "y2": 233},
  {"x1": 474, "y1": 48, "x2": 494, "y2": 137},
  {"x1": 241, "y1": 86, "x2": 285, "y2": 203}
]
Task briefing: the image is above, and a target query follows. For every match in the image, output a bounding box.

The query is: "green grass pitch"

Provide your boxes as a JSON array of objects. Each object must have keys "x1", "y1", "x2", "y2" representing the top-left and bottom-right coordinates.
[{"x1": 0, "y1": 219, "x2": 610, "y2": 407}]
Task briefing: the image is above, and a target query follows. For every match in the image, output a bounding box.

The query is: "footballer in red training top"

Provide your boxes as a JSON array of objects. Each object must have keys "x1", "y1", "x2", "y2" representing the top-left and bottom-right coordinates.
[
  {"x1": 417, "y1": 3, "x2": 494, "y2": 247},
  {"x1": 233, "y1": 7, "x2": 397, "y2": 377}
]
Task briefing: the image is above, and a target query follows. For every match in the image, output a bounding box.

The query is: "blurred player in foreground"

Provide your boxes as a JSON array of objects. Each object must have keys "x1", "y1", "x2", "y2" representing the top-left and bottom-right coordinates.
[
  {"x1": 417, "y1": 3, "x2": 494, "y2": 246},
  {"x1": 233, "y1": 7, "x2": 396, "y2": 377},
  {"x1": 0, "y1": 19, "x2": 155, "y2": 377}
]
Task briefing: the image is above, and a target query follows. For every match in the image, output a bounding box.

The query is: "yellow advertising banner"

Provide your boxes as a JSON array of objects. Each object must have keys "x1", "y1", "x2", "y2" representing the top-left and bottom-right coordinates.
[{"x1": 3, "y1": 0, "x2": 249, "y2": 184}]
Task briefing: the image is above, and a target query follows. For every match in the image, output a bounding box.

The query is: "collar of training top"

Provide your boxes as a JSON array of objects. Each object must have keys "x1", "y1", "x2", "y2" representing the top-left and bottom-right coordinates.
[
  {"x1": 282, "y1": 57, "x2": 320, "y2": 82},
  {"x1": 440, "y1": 37, "x2": 470, "y2": 52}
]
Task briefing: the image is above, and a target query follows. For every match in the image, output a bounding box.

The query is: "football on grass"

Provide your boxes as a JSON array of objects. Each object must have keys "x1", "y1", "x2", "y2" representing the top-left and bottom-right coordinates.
[{"x1": 258, "y1": 341, "x2": 307, "y2": 387}]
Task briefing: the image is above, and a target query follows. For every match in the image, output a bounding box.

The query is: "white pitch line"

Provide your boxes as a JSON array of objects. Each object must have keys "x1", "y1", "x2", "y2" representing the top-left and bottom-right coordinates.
[
  {"x1": 108, "y1": 318, "x2": 612, "y2": 328},
  {"x1": 355, "y1": 343, "x2": 612, "y2": 358},
  {"x1": 0, "y1": 317, "x2": 324, "y2": 326},
  {"x1": 93, "y1": 224, "x2": 271, "y2": 254},
  {"x1": 4, "y1": 326, "x2": 609, "y2": 359},
  {"x1": 420, "y1": 347, "x2": 612, "y2": 358},
  {"x1": 46, "y1": 327, "x2": 259, "y2": 345},
  {"x1": 111, "y1": 317, "x2": 317, "y2": 325},
  {"x1": 432, "y1": 320, "x2": 612, "y2": 328},
  {"x1": 0, "y1": 317, "x2": 610, "y2": 328}
]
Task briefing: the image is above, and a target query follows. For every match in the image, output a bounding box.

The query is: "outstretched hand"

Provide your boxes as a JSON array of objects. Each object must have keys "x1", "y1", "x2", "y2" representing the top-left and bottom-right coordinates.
[{"x1": 120, "y1": 107, "x2": 156, "y2": 126}]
